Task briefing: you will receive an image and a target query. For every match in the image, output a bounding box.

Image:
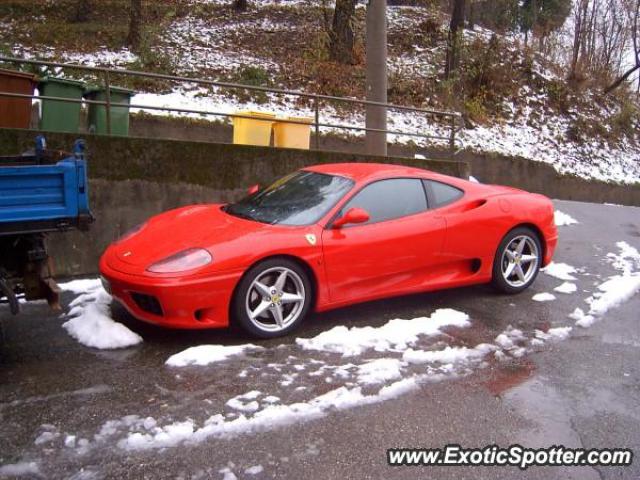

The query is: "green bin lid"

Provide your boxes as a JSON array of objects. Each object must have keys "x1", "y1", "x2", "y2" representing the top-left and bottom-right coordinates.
[
  {"x1": 38, "y1": 76, "x2": 85, "y2": 88},
  {"x1": 83, "y1": 85, "x2": 135, "y2": 96}
]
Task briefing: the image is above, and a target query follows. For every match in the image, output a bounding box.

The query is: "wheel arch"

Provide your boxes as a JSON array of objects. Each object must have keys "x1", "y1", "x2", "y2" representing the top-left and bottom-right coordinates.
[
  {"x1": 510, "y1": 222, "x2": 546, "y2": 261},
  {"x1": 228, "y1": 254, "x2": 319, "y2": 323}
]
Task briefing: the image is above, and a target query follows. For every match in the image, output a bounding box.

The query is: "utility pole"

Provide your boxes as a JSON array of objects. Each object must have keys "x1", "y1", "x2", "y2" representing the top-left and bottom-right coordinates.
[{"x1": 365, "y1": 0, "x2": 388, "y2": 156}]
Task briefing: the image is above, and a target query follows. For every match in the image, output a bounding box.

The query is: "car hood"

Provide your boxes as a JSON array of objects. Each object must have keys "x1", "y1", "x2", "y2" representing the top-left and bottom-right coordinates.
[{"x1": 107, "y1": 204, "x2": 270, "y2": 274}]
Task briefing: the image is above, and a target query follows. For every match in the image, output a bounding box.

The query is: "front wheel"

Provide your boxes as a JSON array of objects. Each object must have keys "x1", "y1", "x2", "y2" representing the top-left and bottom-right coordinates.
[
  {"x1": 491, "y1": 227, "x2": 542, "y2": 294},
  {"x1": 232, "y1": 258, "x2": 312, "y2": 338}
]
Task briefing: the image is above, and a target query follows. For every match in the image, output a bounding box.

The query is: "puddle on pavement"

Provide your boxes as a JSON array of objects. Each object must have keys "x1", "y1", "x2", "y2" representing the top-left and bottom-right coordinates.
[{"x1": 483, "y1": 358, "x2": 536, "y2": 396}]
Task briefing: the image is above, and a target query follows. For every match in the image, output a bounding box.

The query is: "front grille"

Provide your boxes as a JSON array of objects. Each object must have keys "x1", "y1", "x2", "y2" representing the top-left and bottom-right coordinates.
[{"x1": 131, "y1": 292, "x2": 163, "y2": 317}]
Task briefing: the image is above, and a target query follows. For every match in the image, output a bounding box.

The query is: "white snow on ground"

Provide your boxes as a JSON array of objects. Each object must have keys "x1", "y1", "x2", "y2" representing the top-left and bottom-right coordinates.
[
  {"x1": 356, "y1": 358, "x2": 404, "y2": 385},
  {"x1": 295, "y1": 308, "x2": 470, "y2": 356},
  {"x1": 494, "y1": 326, "x2": 526, "y2": 350},
  {"x1": 58, "y1": 278, "x2": 102, "y2": 294},
  {"x1": 0, "y1": 462, "x2": 40, "y2": 477},
  {"x1": 11, "y1": 45, "x2": 137, "y2": 68},
  {"x1": 219, "y1": 467, "x2": 238, "y2": 480},
  {"x1": 403, "y1": 344, "x2": 496, "y2": 365},
  {"x1": 166, "y1": 344, "x2": 263, "y2": 367},
  {"x1": 554, "y1": 210, "x2": 579, "y2": 226},
  {"x1": 226, "y1": 390, "x2": 262, "y2": 413},
  {"x1": 572, "y1": 241, "x2": 640, "y2": 328},
  {"x1": 535, "y1": 327, "x2": 572, "y2": 342},
  {"x1": 569, "y1": 307, "x2": 596, "y2": 328},
  {"x1": 543, "y1": 262, "x2": 578, "y2": 281},
  {"x1": 53, "y1": 254, "x2": 640, "y2": 455},
  {"x1": 532, "y1": 292, "x2": 556, "y2": 302},
  {"x1": 554, "y1": 282, "x2": 577, "y2": 294},
  {"x1": 47, "y1": 297, "x2": 586, "y2": 454},
  {"x1": 62, "y1": 287, "x2": 142, "y2": 350},
  {"x1": 245, "y1": 465, "x2": 264, "y2": 475},
  {"x1": 118, "y1": 377, "x2": 422, "y2": 451}
]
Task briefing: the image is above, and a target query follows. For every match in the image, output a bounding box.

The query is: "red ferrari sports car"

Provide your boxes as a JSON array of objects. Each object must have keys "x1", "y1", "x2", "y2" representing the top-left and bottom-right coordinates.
[{"x1": 100, "y1": 163, "x2": 557, "y2": 338}]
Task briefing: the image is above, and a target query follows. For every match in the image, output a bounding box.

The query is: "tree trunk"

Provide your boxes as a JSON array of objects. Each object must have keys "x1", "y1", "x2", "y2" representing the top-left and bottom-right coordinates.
[
  {"x1": 467, "y1": 0, "x2": 475, "y2": 30},
  {"x1": 604, "y1": 62, "x2": 640, "y2": 93},
  {"x1": 329, "y1": 0, "x2": 358, "y2": 64},
  {"x1": 569, "y1": 0, "x2": 589, "y2": 79},
  {"x1": 72, "y1": 0, "x2": 91, "y2": 23},
  {"x1": 233, "y1": 0, "x2": 248, "y2": 11},
  {"x1": 445, "y1": 0, "x2": 466, "y2": 78},
  {"x1": 127, "y1": 0, "x2": 143, "y2": 52}
]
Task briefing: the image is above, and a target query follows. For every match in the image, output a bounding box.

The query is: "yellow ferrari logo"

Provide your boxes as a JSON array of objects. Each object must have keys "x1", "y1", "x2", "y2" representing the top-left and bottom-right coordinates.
[{"x1": 305, "y1": 234, "x2": 317, "y2": 246}]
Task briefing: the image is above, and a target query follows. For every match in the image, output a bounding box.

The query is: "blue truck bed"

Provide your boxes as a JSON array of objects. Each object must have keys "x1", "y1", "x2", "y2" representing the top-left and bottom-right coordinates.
[
  {"x1": 0, "y1": 138, "x2": 92, "y2": 235},
  {"x1": 0, "y1": 137, "x2": 93, "y2": 314}
]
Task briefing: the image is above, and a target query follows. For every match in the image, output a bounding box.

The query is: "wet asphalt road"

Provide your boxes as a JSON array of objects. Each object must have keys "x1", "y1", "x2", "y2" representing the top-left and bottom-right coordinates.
[{"x1": 0, "y1": 199, "x2": 639, "y2": 480}]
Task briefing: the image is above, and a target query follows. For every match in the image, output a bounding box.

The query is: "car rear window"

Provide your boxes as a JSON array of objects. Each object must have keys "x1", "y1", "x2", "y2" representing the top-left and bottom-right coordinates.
[{"x1": 424, "y1": 180, "x2": 464, "y2": 208}]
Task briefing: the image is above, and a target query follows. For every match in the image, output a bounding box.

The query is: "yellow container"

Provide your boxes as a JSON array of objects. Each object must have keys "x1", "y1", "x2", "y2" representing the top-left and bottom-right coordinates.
[
  {"x1": 232, "y1": 110, "x2": 276, "y2": 146},
  {"x1": 273, "y1": 116, "x2": 313, "y2": 150}
]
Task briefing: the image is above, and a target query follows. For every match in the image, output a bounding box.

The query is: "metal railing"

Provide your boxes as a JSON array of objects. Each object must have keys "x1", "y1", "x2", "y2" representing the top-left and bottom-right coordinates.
[{"x1": 0, "y1": 56, "x2": 461, "y2": 154}]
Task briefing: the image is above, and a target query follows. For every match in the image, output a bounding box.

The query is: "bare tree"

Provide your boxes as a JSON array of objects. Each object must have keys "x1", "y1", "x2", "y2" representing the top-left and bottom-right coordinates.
[
  {"x1": 445, "y1": 0, "x2": 466, "y2": 78},
  {"x1": 327, "y1": 0, "x2": 359, "y2": 64},
  {"x1": 127, "y1": 0, "x2": 143, "y2": 52},
  {"x1": 569, "y1": 0, "x2": 590, "y2": 79},
  {"x1": 605, "y1": 0, "x2": 640, "y2": 92}
]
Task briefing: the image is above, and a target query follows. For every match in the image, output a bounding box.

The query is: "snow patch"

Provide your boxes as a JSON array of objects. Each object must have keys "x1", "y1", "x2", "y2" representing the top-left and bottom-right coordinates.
[
  {"x1": 245, "y1": 465, "x2": 264, "y2": 475},
  {"x1": 403, "y1": 344, "x2": 495, "y2": 365},
  {"x1": 63, "y1": 287, "x2": 142, "y2": 350},
  {"x1": 543, "y1": 262, "x2": 578, "y2": 281},
  {"x1": 554, "y1": 282, "x2": 577, "y2": 294},
  {"x1": 532, "y1": 292, "x2": 556, "y2": 302},
  {"x1": 554, "y1": 210, "x2": 578, "y2": 226},
  {"x1": 118, "y1": 378, "x2": 420, "y2": 450},
  {"x1": 296, "y1": 308, "x2": 470, "y2": 356},
  {"x1": 573, "y1": 242, "x2": 640, "y2": 328},
  {"x1": 58, "y1": 278, "x2": 102, "y2": 294},
  {"x1": 569, "y1": 307, "x2": 596, "y2": 328},
  {"x1": 0, "y1": 462, "x2": 40, "y2": 477},
  {"x1": 166, "y1": 344, "x2": 263, "y2": 367},
  {"x1": 535, "y1": 327, "x2": 572, "y2": 341},
  {"x1": 356, "y1": 358, "x2": 404, "y2": 385}
]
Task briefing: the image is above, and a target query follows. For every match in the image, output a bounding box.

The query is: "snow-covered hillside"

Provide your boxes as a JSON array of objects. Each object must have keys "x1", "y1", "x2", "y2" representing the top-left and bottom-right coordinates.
[{"x1": 1, "y1": 1, "x2": 639, "y2": 184}]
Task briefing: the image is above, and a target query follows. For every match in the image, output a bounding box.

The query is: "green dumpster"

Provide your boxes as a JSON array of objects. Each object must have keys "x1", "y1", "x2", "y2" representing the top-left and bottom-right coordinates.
[
  {"x1": 38, "y1": 77, "x2": 85, "y2": 133},
  {"x1": 84, "y1": 86, "x2": 134, "y2": 135}
]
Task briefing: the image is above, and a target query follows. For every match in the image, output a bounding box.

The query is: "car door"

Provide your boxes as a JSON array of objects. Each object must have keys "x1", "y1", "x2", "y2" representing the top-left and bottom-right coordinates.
[{"x1": 320, "y1": 178, "x2": 447, "y2": 305}]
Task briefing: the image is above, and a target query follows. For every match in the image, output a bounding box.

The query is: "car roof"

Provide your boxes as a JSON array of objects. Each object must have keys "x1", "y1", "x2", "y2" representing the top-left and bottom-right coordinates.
[{"x1": 304, "y1": 162, "x2": 444, "y2": 183}]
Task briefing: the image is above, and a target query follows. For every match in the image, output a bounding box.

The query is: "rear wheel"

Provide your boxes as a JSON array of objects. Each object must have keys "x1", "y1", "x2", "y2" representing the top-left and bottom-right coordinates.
[
  {"x1": 233, "y1": 258, "x2": 312, "y2": 338},
  {"x1": 492, "y1": 227, "x2": 542, "y2": 294}
]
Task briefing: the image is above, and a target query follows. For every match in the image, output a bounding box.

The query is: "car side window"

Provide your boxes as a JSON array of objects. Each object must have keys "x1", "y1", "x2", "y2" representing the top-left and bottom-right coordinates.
[
  {"x1": 339, "y1": 178, "x2": 428, "y2": 225},
  {"x1": 424, "y1": 180, "x2": 464, "y2": 208}
]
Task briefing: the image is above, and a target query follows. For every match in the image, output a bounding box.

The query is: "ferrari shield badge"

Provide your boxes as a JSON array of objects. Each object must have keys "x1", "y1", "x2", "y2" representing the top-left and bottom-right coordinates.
[{"x1": 305, "y1": 234, "x2": 317, "y2": 246}]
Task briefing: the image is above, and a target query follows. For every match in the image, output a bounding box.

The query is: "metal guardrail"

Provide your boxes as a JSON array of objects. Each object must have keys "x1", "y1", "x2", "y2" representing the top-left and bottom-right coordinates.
[{"x1": 0, "y1": 56, "x2": 461, "y2": 153}]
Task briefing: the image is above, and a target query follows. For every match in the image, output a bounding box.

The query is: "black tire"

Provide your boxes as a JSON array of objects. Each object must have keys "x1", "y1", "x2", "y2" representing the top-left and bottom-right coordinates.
[
  {"x1": 232, "y1": 258, "x2": 313, "y2": 338},
  {"x1": 491, "y1": 227, "x2": 542, "y2": 294}
]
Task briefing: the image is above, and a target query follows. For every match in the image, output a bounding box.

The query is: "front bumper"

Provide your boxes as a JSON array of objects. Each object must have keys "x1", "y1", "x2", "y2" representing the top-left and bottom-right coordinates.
[{"x1": 99, "y1": 257, "x2": 243, "y2": 329}]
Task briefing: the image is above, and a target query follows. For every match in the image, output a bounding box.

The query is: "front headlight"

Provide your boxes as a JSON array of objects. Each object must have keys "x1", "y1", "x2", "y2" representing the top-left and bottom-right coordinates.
[{"x1": 147, "y1": 248, "x2": 212, "y2": 273}]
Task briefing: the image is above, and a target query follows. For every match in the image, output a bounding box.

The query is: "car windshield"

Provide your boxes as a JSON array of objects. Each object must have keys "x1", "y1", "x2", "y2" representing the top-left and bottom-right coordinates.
[{"x1": 225, "y1": 171, "x2": 354, "y2": 226}]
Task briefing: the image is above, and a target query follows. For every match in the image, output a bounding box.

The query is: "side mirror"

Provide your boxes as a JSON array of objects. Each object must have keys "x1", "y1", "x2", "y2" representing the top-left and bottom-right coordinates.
[
  {"x1": 247, "y1": 184, "x2": 260, "y2": 195},
  {"x1": 333, "y1": 207, "x2": 370, "y2": 228}
]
